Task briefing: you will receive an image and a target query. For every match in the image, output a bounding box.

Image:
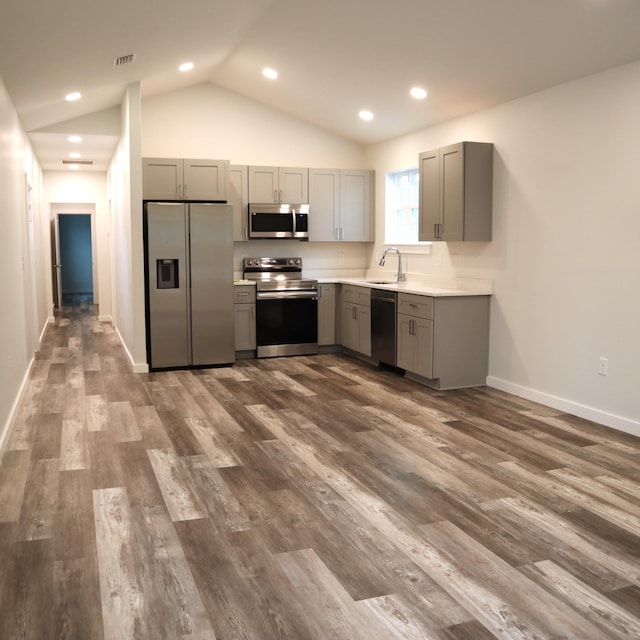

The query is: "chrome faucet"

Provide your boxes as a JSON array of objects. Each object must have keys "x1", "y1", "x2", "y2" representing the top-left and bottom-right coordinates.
[{"x1": 379, "y1": 246, "x2": 405, "y2": 282}]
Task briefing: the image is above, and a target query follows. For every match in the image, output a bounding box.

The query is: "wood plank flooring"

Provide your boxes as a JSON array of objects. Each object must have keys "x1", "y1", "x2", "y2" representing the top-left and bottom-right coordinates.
[{"x1": 1, "y1": 297, "x2": 639, "y2": 639}]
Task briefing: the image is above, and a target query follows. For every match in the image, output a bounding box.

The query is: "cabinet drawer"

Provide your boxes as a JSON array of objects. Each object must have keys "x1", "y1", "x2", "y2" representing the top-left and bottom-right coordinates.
[
  {"x1": 398, "y1": 293, "x2": 433, "y2": 319},
  {"x1": 234, "y1": 286, "x2": 256, "y2": 303},
  {"x1": 342, "y1": 284, "x2": 370, "y2": 307}
]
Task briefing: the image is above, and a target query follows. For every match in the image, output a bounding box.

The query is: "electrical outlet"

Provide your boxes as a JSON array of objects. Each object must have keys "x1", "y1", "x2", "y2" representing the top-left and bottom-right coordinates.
[{"x1": 598, "y1": 357, "x2": 608, "y2": 376}]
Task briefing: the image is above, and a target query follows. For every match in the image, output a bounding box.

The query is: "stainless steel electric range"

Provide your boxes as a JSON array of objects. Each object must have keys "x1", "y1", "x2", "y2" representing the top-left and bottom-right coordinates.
[{"x1": 242, "y1": 257, "x2": 318, "y2": 358}]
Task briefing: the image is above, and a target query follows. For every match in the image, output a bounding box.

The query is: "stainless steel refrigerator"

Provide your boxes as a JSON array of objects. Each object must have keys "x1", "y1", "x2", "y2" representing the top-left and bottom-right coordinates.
[{"x1": 144, "y1": 202, "x2": 234, "y2": 369}]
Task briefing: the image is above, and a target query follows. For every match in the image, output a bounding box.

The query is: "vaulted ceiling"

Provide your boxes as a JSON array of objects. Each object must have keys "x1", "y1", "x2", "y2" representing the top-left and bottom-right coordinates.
[{"x1": 2, "y1": 0, "x2": 640, "y2": 170}]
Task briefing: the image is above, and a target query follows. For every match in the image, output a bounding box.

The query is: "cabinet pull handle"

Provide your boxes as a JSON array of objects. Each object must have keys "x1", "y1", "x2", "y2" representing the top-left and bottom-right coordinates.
[
  {"x1": 340, "y1": 227, "x2": 344, "y2": 240},
  {"x1": 335, "y1": 227, "x2": 339, "y2": 240},
  {"x1": 352, "y1": 306, "x2": 357, "y2": 320},
  {"x1": 279, "y1": 189, "x2": 283, "y2": 203},
  {"x1": 274, "y1": 189, "x2": 278, "y2": 203}
]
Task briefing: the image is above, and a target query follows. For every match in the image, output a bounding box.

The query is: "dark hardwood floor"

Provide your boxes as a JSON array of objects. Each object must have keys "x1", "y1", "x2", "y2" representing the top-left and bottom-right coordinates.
[{"x1": 1, "y1": 299, "x2": 639, "y2": 639}]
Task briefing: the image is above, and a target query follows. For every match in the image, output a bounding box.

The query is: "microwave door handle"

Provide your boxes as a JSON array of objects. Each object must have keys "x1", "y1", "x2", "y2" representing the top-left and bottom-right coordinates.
[{"x1": 292, "y1": 210, "x2": 296, "y2": 237}]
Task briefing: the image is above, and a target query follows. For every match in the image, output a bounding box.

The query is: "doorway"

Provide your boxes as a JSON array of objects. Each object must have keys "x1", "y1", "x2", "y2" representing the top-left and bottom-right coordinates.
[
  {"x1": 51, "y1": 204, "x2": 98, "y2": 308},
  {"x1": 59, "y1": 214, "x2": 93, "y2": 303}
]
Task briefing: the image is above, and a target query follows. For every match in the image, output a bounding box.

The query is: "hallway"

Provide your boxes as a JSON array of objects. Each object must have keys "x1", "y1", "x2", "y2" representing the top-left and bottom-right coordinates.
[{"x1": 0, "y1": 301, "x2": 639, "y2": 639}]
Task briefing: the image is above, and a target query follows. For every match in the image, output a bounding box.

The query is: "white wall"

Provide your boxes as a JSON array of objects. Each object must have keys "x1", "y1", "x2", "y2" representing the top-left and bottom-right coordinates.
[
  {"x1": 108, "y1": 83, "x2": 147, "y2": 373},
  {"x1": 141, "y1": 83, "x2": 371, "y2": 277},
  {"x1": 0, "y1": 77, "x2": 47, "y2": 450},
  {"x1": 44, "y1": 172, "x2": 112, "y2": 320},
  {"x1": 366, "y1": 60, "x2": 640, "y2": 434},
  {"x1": 142, "y1": 83, "x2": 367, "y2": 167}
]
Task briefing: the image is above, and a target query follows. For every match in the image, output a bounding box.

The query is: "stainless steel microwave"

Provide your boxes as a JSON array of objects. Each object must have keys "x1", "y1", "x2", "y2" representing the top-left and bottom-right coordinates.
[{"x1": 248, "y1": 203, "x2": 309, "y2": 239}]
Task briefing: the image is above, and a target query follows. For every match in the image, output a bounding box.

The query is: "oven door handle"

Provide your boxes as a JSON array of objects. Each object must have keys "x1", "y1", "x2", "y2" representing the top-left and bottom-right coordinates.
[{"x1": 256, "y1": 291, "x2": 318, "y2": 300}]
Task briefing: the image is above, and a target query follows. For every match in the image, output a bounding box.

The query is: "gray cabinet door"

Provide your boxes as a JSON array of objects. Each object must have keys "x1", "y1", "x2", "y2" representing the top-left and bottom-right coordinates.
[
  {"x1": 340, "y1": 169, "x2": 373, "y2": 242},
  {"x1": 341, "y1": 302, "x2": 359, "y2": 351},
  {"x1": 183, "y1": 159, "x2": 228, "y2": 201},
  {"x1": 413, "y1": 317, "x2": 434, "y2": 378},
  {"x1": 143, "y1": 158, "x2": 183, "y2": 200},
  {"x1": 229, "y1": 165, "x2": 249, "y2": 241},
  {"x1": 397, "y1": 313, "x2": 433, "y2": 377},
  {"x1": 357, "y1": 305, "x2": 371, "y2": 356},
  {"x1": 318, "y1": 284, "x2": 336, "y2": 345},
  {"x1": 418, "y1": 149, "x2": 440, "y2": 241},
  {"x1": 248, "y1": 166, "x2": 278, "y2": 202},
  {"x1": 309, "y1": 169, "x2": 340, "y2": 241},
  {"x1": 279, "y1": 167, "x2": 308, "y2": 203},
  {"x1": 440, "y1": 143, "x2": 465, "y2": 241},
  {"x1": 234, "y1": 303, "x2": 256, "y2": 350}
]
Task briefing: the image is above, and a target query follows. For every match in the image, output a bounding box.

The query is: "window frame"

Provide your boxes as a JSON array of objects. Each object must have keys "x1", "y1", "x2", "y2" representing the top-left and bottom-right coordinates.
[{"x1": 384, "y1": 167, "x2": 431, "y2": 253}]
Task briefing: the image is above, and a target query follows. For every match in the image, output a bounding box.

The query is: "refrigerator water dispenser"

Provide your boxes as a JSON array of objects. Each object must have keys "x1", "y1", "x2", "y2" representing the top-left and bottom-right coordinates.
[{"x1": 157, "y1": 259, "x2": 178, "y2": 289}]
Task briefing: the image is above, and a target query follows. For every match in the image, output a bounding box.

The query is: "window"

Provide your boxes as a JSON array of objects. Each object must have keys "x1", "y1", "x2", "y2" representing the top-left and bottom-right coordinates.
[{"x1": 385, "y1": 168, "x2": 423, "y2": 244}]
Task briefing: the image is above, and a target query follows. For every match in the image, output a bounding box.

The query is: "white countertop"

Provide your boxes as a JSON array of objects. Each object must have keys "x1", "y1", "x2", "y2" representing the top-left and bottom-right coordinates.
[
  {"x1": 318, "y1": 278, "x2": 492, "y2": 297},
  {"x1": 234, "y1": 277, "x2": 492, "y2": 297}
]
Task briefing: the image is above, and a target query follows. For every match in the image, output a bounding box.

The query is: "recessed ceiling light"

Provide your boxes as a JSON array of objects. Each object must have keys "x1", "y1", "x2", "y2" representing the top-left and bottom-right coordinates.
[
  {"x1": 410, "y1": 87, "x2": 428, "y2": 99},
  {"x1": 65, "y1": 92, "x2": 82, "y2": 102},
  {"x1": 68, "y1": 135, "x2": 82, "y2": 143},
  {"x1": 179, "y1": 62, "x2": 194, "y2": 72},
  {"x1": 262, "y1": 68, "x2": 278, "y2": 80},
  {"x1": 359, "y1": 110, "x2": 374, "y2": 121},
  {"x1": 69, "y1": 152, "x2": 81, "y2": 159}
]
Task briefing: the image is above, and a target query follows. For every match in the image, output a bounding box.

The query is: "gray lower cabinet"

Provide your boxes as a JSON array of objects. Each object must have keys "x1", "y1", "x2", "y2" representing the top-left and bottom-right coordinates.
[
  {"x1": 341, "y1": 285, "x2": 371, "y2": 356},
  {"x1": 397, "y1": 295, "x2": 434, "y2": 378},
  {"x1": 234, "y1": 286, "x2": 256, "y2": 351},
  {"x1": 397, "y1": 292, "x2": 490, "y2": 389},
  {"x1": 318, "y1": 283, "x2": 336, "y2": 346}
]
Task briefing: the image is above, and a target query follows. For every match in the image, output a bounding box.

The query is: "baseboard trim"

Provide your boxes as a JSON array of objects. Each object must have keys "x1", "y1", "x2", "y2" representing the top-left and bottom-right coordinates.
[
  {"x1": 113, "y1": 325, "x2": 149, "y2": 374},
  {"x1": 0, "y1": 357, "x2": 35, "y2": 455},
  {"x1": 486, "y1": 375, "x2": 640, "y2": 438}
]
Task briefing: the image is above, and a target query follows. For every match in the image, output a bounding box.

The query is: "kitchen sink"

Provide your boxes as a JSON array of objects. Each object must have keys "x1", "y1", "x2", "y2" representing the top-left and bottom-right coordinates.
[{"x1": 357, "y1": 280, "x2": 395, "y2": 285}]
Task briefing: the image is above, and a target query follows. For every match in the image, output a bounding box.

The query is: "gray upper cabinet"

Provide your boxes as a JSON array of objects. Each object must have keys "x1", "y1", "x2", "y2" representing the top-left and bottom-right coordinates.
[
  {"x1": 309, "y1": 168, "x2": 374, "y2": 242},
  {"x1": 229, "y1": 164, "x2": 249, "y2": 241},
  {"x1": 419, "y1": 142, "x2": 493, "y2": 242},
  {"x1": 248, "y1": 166, "x2": 308, "y2": 204},
  {"x1": 142, "y1": 157, "x2": 229, "y2": 201}
]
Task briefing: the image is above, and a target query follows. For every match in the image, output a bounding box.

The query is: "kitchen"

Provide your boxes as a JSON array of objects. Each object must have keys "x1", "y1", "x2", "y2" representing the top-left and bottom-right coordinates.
[
  {"x1": 2, "y1": 2, "x2": 638, "y2": 437},
  {"x1": 1, "y1": 1, "x2": 640, "y2": 637}
]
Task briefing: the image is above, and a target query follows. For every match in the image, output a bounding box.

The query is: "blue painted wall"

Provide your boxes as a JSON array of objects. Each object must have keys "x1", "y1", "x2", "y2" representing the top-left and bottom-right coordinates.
[{"x1": 59, "y1": 214, "x2": 93, "y2": 296}]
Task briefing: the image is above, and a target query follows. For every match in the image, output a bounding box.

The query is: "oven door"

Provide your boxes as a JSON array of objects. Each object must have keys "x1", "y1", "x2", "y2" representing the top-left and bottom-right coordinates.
[{"x1": 255, "y1": 290, "x2": 318, "y2": 357}]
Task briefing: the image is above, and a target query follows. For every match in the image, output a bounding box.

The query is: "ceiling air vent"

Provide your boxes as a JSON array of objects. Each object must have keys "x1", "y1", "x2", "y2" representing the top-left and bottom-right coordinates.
[
  {"x1": 113, "y1": 53, "x2": 136, "y2": 67},
  {"x1": 62, "y1": 160, "x2": 94, "y2": 165}
]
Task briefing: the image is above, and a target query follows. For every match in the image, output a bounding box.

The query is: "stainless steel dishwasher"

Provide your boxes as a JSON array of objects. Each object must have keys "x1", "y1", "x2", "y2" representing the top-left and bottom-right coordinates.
[{"x1": 371, "y1": 288, "x2": 397, "y2": 366}]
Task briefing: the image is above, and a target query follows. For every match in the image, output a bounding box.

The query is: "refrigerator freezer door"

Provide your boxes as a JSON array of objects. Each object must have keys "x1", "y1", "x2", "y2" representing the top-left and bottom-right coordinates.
[
  {"x1": 146, "y1": 202, "x2": 189, "y2": 368},
  {"x1": 189, "y1": 203, "x2": 235, "y2": 366}
]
